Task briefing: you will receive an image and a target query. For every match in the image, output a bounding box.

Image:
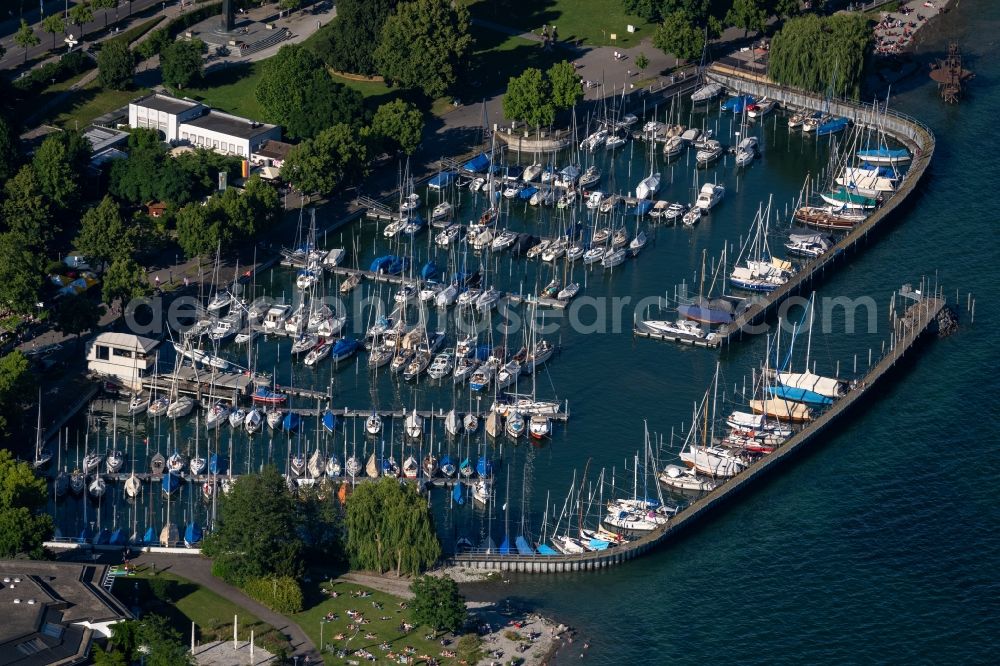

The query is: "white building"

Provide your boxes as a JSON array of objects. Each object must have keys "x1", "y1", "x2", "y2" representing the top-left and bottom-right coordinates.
[
  {"x1": 128, "y1": 93, "x2": 205, "y2": 142},
  {"x1": 128, "y1": 92, "x2": 281, "y2": 158},
  {"x1": 86, "y1": 332, "x2": 160, "y2": 391},
  {"x1": 180, "y1": 109, "x2": 281, "y2": 158}
]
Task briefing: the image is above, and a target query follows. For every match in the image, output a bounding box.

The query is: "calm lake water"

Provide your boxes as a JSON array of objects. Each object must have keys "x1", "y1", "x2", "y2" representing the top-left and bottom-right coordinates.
[{"x1": 47, "y1": 2, "x2": 1000, "y2": 661}]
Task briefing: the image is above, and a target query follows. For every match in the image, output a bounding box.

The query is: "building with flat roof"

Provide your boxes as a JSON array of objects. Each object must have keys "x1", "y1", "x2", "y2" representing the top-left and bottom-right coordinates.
[
  {"x1": 180, "y1": 110, "x2": 280, "y2": 158},
  {"x1": 127, "y1": 92, "x2": 281, "y2": 158},
  {"x1": 128, "y1": 93, "x2": 205, "y2": 142},
  {"x1": 0, "y1": 560, "x2": 130, "y2": 666}
]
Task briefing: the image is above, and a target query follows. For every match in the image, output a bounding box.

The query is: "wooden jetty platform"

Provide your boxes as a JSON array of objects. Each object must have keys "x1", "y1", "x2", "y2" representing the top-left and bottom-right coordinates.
[
  {"x1": 634, "y1": 68, "x2": 936, "y2": 350},
  {"x1": 82, "y1": 470, "x2": 474, "y2": 490},
  {"x1": 141, "y1": 367, "x2": 254, "y2": 400},
  {"x1": 448, "y1": 289, "x2": 947, "y2": 572}
]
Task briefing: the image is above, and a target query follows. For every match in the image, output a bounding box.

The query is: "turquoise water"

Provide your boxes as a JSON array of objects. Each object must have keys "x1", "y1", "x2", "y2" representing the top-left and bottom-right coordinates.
[{"x1": 45, "y1": 3, "x2": 999, "y2": 659}]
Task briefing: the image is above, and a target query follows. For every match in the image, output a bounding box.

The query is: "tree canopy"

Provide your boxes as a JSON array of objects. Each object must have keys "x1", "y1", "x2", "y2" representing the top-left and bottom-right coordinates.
[
  {"x1": 653, "y1": 10, "x2": 708, "y2": 62},
  {"x1": 311, "y1": 0, "x2": 399, "y2": 76},
  {"x1": 32, "y1": 130, "x2": 89, "y2": 213},
  {"x1": 41, "y1": 14, "x2": 65, "y2": 48},
  {"x1": 282, "y1": 123, "x2": 368, "y2": 197},
  {"x1": 54, "y1": 293, "x2": 104, "y2": 342},
  {"x1": 98, "y1": 38, "x2": 135, "y2": 90},
  {"x1": 102, "y1": 256, "x2": 150, "y2": 306},
  {"x1": 548, "y1": 61, "x2": 583, "y2": 110},
  {"x1": 0, "y1": 232, "x2": 46, "y2": 315},
  {"x1": 0, "y1": 115, "x2": 19, "y2": 182},
  {"x1": 103, "y1": 615, "x2": 194, "y2": 666},
  {"x1": 202, "y1": 466, "x2": 307, "y2": 585},
  {"x1": 374, "y1": 0, "x2": 473, "y2": 98},
  {"x1": 255, "y1": 44, "x2": 365, "y2": 139},
  {"x1": 368, "y1": 99, "x2": 425, "y2": 155},
  {"x1": 161, "y1": 39, "x2": 205, "y2": 89},
  {"x1": 0, "y1": 448, "x2": 52, "y2": 559},
  {"x1": 75, "y1": 195, "x2": 136, "y2": 272},
  {"x1": 14, "y1": 20, "x2": 40, "y2": 63},
  {"x1": 769, "y1": 13, "x2": 870, "y2": 99},
  {"x1": 0, "y1": 352, "x2": 34, "y2": 441},
  {"x1": 411, "y1": 575, "x2": 466, "y2": 633},
  {"x1": 345, "y1": 477, "x2": 441, "y2": 576},
  {"x1": 175, "y1": 175, "x2": 280, "y2": 258},
  {"x1": 503, "y1": 68, "x2": 554, "y2": 128}
]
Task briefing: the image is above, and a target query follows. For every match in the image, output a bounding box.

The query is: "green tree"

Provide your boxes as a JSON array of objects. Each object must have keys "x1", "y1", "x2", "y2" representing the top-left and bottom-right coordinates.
[
  {"x1": 0, "y1": 116, "x2": 19, "y2": 183},
  {"x1": 548, "y1": 60, "x2": 583, "y2": 110},
  {"x1": 726, "y1": 0, "x2": 767, "y2": 37},
  {"x1": 98, "y1": 38, "x2": 135, "y2": 90},
  {"x1": 202, "y1": 466, "x2": 305, "y2": 584},
  {"x1": 104, "y1": 616, "x2": 193, "y2": 666},
  {"x1": 769, "y1": 0, "x2": 800, "y2": 19},
  {"x1": 311, "y1": 0, "x2": 399, "y2": 76},
  {"x1": 502, "y1": 68, "x2": 554, "y2": 128},
  {"x1": 32, "y1": 131, "x2": 89, "y2": 212},
  {"x1": 102, "y1": 256, "x2": 150, "y2": 307},
  {"x1": 175, "y1": 202, "x2": 225, "y2": 259},
  {"x1": 0, "y1": 352, "x2": 34, "y2": 439},
  {"x1": 0, "y1": 449, "x2": 53, "y2": 559},
  {"x1": 54, "y1": 294, "x2": 104, "y2": 343},
  {"x1": 68, "y1": 2, "x2": 95, "y2": 39},
  {"x1": 3, "y1": 166, "x2": 54, "y2": 252},
  {"x1": 368, "y1": 99, "x2": 424, "y2": 155},
  {"x1": 0, "y1": 233, "x2": 45, "y2": 316},
  {"x1": 75, "y1": 195, "x2": 136, "y2": 271},
  {"x1": 769, "y1": 13, "x2": 870, "y2": 99},
  {"x1": 636, "y1": 52, "x2": 650, "y2": 70},
  {"x1": 345, "y1": 477, "x2": 441, "y2": 576},
  {"x1": 411, "y1": 575, "x2": 466, "y2": 633},
  {"x1": 653, "y1": 10, "x2": 707, "y2": 63},
  {"x1": 282, "y1": 123, "x2": 368, "y2": 196},
  {"x1": 241, "y1": 175, "x2": 281, "y2": 234},
  {"x1": 91, "y1": 646, "x2": 127, "y2": 666},
  {"x1": 14, "y1": 20, "x2": 40, "y2": 64},
  {"x1": 374, "y1": 0, "x2": 473, "y2": 98},
  {"x1": 278, "y1": 0, "x2": 302, "y2": 9},
  {"x1": 255, "y1": 44, "x2": 364, "y2": 139},
  {"x1": 41, "y1": 14, "x2": 66, "y2": 49},
  {"x1": 136, "y1": 28, "x2": 170, "y2": 60},
  {"x1": 297, "y1": 484, "x2": 343, "y2": 565},
  {"x1": 161, "y1": 39, "x2": 205, "y2": 89}
]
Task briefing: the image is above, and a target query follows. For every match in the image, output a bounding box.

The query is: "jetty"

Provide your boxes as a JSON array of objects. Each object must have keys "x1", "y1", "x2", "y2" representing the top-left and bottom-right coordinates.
[
  {"x1": 634, "y1": 66, "x2": 935, "y2": 350},
  {"x1": 448, "y1": 287, "x2": 948, "y2": 572}
]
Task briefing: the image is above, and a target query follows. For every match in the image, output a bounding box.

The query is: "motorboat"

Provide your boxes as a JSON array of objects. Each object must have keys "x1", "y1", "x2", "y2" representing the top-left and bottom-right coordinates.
[
  {"x1": 290, "y1": 332, "x2": 319, "y2": 356},
  {"x1": 491, "y1": 229, "x2": 518, "y2": 252},
  {"x1": 664, "y1": 202, "x2": 688, "y2": 222},
  {"x1": 262, "y1": 303, "x2": 291, "y2": 331},
  {"x1": 835, "y1": 165, "x2": 898, "y2": 197},
  {"x1": 522, "y1": 163, "x2": 543, "y2": 182},
  {"x1": 431, "y1": 202, "x2": 453, "y2": 224},
  {"x1": 640, "y1": 319, "x2": 707, "y2": 339},
  {"x1": 785, "y1": 232, "x2": 832, "y2": 258},
  {"x1": 435, "y1": 223, "x2": 461, "y2": 248},
  {"x1": 578, "y1": 165, "x2": 601, "y2": 188},
  {"x1": 696, "y1": 139, "x2": 723, "y2": 165},
  {"x1": 695, "y1": 182, "x2": 725, "y2": 210},
  {"x1": 557, "y1": 282, "x2": 580, "y2": 301},
  {"x1": 820, "y1": 187, "x2": 878, "y2": 210},
  {"x1": 680, "y1": 205, "x2": 703, "y2": 229},
  {"x1": 730, "y1": 258, "x2": 792, "y2": 292},
  {"x1": 585, "y1": 190, "x2": 604, "y2": 209},
  {"x1": 659, "y1": 464, "x2": 718, "y2": 491},
  {"x1": 734, "y1": 136, "x2": 758, "y2": 167},
  {"x1": 427, "y1": 349, "x2": 455, "y2": 380},
  {"x1": 453, "y1": 356, "x2": 479, "y2": 384},
  {"x1": 323, "y1": 248, "x2": 345, "y2": 268},
  {"x1": 529, "y1": 414, "x2": 550, "y2": 439},
  {"x1": 746, "y1": 98, "x2": 776, "y2": 118},
  {"x1": 504, "y1": 410, "x2": 526, "y2": 439}
]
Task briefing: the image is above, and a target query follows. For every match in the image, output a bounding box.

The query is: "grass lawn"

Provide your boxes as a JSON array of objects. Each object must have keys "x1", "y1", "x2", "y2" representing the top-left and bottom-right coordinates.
[
  {"x1": 113, "y1": 567, "x2": 290, "y2": 654},
  {"x1": 458, "y1": 23, "x2": 565, "y2": 102},
  {"x1": 51, "y1": 79, "x2": 150, "y2": 129},
  {"x1": 294, "y1": 581, "x2": 461, "y2": 665},
  {"x1": 178, "y1": 62, "x2": 265, "y2": 119},
  {"x1": 465, "y1": 0, "x2": 656, "y2": 48}
]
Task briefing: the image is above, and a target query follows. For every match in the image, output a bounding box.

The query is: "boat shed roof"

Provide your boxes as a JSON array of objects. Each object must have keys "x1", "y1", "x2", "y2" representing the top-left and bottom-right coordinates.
[{"x1": 92, "y1": 332, "x2": 160, "y2": 353}]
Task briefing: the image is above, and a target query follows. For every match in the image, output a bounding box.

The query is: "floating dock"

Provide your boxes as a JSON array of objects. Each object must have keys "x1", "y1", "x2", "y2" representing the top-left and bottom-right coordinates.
[{"x1": 448, "y1": 290, "x2": 947, "y2": 572}]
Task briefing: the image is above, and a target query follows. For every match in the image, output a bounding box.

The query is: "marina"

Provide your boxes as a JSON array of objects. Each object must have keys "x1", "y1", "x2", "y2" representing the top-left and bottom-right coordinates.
[{"x1": 38, "y1": 62, "x2": 953, "y2": 572}]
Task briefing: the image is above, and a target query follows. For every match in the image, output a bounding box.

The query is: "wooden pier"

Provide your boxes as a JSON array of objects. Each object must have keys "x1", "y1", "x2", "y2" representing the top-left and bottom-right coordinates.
[
  {"x1": 141, "y1": 367, "x2": 254, "y2": 400},
  {"x1": 448, "y1": 291, "x2": 947, "y2": 572},
  {"x1": 633, "y1": 68, "x2": 936, "y2": 350}
]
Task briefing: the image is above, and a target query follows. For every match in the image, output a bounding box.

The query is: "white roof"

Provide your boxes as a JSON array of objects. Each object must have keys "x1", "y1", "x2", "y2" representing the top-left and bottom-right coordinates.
[{"x1": 92, "y1": 332, "x2": 159, "y2": 352}]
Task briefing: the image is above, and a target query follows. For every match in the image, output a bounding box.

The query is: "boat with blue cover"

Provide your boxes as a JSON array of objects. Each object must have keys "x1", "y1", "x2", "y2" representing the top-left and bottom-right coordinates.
[
  {"x1": 476, "y1": 456, "x2": 494, "y2": 478},
  {"x1": 281, "y1": 412, "x2": 301, "y2": 431},
  {"x1": 184, "y1": 521, "x2": 203, "y2": 547},
  {"x1": 161, "y1": 471, "x2": 181, "y2": 496},
  {"x1": 768, "y1": 384, "x2": 834, "y2": 406},
  {"x1": 330, "y1": 338, "x2": 360, "y2": 363},
  {"x1": 721, "y1": 95, "x2": 754, "y2": 113},
  {"x1": 816, "y1": 116, "x2": 850, "y2": 135},
  {"x1": 856, "y1": 146, "x2": 910, "y2": 165},
  {"x1": 252, "y1": 386, "x2": 287, "y2": 404},
  {"x1": 209, "y1": 453, "x2": 227, "y2": 475},
  {"x1": 322, "y1": 409, "x2": 337, "y2": 432}
]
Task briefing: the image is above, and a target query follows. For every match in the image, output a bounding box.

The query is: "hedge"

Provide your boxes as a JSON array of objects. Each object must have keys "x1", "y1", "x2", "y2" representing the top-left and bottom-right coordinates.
[{"x1": 243, "y1": 576, "x2": 304, "y2": 614}]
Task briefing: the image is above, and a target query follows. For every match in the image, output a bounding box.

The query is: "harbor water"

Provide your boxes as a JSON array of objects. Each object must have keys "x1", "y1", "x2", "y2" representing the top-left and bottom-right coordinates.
[{"x1": 44, "y1": 2, "x2": 999, "y2": 661}]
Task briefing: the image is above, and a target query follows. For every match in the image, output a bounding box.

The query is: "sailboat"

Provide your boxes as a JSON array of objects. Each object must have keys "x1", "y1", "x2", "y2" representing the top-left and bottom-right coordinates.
[
  {"x1": 679, "y1": 365, "x2": 749, "y2": 478},
  {"x1": 32, "y1": 396, "x2": 52, "y2": 469},
  {"x1": 730, "y1": 198, "x2": 793, "y2": 293},
  {"x1": 365, "y1": 410, "x2": 383, "y2": 436},
  {"x1": 405, "y1": 409, "x2": 423, "y2": 439}
]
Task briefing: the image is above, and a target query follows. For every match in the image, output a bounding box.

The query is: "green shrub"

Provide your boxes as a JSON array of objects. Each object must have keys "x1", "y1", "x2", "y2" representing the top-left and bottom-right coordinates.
[
  {"x1": 148, "y1": 576, "x2": 173, "y2": 602},
  {"x1": 243, "y1": 576, "x2": 303, "y2": 614},
  {"x1": 13, "y1": 51, "x2": 92, "y2": 94}
]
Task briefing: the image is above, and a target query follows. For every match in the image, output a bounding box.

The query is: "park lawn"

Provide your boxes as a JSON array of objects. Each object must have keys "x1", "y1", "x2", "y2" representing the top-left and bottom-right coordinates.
[
  {"x1": 459, "y1": 24, "x2": 565, "y2": 102},
  {"x1": 294, "y1": 581, "x2": 458, "y2": 666},
  {"x1": 464, "y1": 0, "x2": 656, "y2": 48},
  {"x1": 178, "y1": 62, "x2": 266, "y2": 119},
  {"x1": 51, "y1": 79, "x2": 150, "y2": 129},
  {"x1": 117, "y1": 567, "x2": 286, "y2": 650}
]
